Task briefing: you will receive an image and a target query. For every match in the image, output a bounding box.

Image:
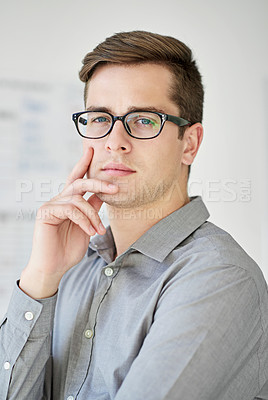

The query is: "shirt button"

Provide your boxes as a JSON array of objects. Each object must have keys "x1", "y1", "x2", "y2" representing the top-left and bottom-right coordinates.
[
  {"x1": 4, "y1": 362, "x2": 11, "y2": 370},
  {"x1": 24, "y1": 312, "x2": 34, "y2": 321},
  {"x1": 104, "y1": 267, "x2": 114, "y2": 277},
  {"x1": 84, "y1": 329, "x2": 93, "y2": 339},
  {"x1": 67, "y1": 396, "x2": 74, "y2": 400}
]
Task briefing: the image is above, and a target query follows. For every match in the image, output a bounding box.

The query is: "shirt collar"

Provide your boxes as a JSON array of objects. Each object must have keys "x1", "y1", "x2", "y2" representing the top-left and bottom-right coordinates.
[
  {"x1": 131, "y1": 196, "x2": 210, "y2": 262},
  {"x1": 89, "y1": 196, "x2": 209, "y2": 263},
  {"x1": 88, "y1": 225, "x2": 116, "y2": 263}
]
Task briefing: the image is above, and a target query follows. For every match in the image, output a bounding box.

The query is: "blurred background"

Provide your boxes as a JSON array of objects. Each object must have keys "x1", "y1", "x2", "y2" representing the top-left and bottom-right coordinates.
[{"x1": 0, "y1": 0, "x2": 267, "y2": 317}]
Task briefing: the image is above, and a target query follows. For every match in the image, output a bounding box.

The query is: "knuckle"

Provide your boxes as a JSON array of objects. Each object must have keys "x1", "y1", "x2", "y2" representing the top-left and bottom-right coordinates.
[
  {"x1": 62, "y1": 204, "x2": 80, "y2": 221},
  {"x1": 36, "y1": 202, "x2": 54, "y2": 220},
  {"x1": 86, "y1": 209, "x2": 97, "y2": 221},
  {"x1": 65, "y1": 203, "x2": 75, "y2": 212},
  {"x1": 70, "y1": 194, "x2": 82, "y2": 204}
]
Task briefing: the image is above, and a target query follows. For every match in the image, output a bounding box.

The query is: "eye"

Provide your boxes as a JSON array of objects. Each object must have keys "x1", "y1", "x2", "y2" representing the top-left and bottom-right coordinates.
[
  {"x1": 137, "y1": 118, "x2": 154, "y2": 126},
  {"x1": 126, "y1": 112, "x2": 161, "y2": 136},
  {"x1": 130, "y1": 114, "x2": 158, "y2": 127},
  {"x1": 92, "y1": 116, "x2": 109, "y2": 123},
  {"x1": 87, "y1": 112, "x2": 112, "y2": 125}
]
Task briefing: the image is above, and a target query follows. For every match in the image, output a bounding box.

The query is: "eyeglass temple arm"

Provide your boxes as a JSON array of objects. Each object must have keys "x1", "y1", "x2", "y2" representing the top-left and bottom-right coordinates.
[{"x1": 166, "y1": 114, "x2": 191, "y2": 127}]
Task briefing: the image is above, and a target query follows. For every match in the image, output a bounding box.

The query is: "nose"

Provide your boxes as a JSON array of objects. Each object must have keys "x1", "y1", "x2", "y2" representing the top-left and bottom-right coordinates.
[{"x1": 104, "y1": 120, "x2": 132, "y2": 153}]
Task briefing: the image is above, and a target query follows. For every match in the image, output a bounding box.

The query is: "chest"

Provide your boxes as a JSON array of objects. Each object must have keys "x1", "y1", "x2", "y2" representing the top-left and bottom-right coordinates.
[{"x1": 52, "y1": 257, "x2": 166, "y2": 399}]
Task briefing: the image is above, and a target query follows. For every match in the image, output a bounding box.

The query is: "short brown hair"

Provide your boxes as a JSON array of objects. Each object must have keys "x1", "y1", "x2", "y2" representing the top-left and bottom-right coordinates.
[{"x1": 79, "y1": 30, "x2": 204, "y2": 137}]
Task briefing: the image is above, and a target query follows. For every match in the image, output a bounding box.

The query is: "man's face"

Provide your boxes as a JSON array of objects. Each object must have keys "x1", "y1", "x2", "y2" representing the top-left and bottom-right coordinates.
[{"x1": 83, "y1": 63, "x2": 190, "y2": 210}]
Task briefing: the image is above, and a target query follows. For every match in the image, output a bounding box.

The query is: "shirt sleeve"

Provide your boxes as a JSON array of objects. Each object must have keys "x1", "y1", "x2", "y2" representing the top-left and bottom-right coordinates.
[
  {"x1": 114, "y1": 263, "x2": 265, "y2": 400},
  {"x1": 0, "y1": 282, "x2": 57, "y2": 400}
]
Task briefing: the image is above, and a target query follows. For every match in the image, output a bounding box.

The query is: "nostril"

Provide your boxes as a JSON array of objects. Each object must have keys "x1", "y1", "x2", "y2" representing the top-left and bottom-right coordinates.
[{"x1": 106, "y1": 145, "x2": 127, "y2": 151}]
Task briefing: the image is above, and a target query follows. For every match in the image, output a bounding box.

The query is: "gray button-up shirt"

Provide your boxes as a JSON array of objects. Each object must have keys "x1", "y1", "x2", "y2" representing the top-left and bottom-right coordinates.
[{"x1": 1, "y1": 196, "x2": 268, "y2": 399}]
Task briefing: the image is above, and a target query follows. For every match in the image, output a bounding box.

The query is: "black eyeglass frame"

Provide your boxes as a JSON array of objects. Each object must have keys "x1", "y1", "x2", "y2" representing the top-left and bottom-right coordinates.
[{"x1": 72, "y1": 110, "x2": 191, "y2": 140}]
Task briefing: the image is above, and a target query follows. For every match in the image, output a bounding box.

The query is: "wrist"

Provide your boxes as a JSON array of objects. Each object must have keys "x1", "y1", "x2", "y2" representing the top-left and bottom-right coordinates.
[{"x1": 19, "y1": 265, "x2": 61, "y2": 299}]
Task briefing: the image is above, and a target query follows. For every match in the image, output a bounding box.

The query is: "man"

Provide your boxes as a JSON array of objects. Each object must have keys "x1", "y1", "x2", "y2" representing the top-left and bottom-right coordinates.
[{"x1": 1, "y1": 30, "x2": 268, "y2": 400}]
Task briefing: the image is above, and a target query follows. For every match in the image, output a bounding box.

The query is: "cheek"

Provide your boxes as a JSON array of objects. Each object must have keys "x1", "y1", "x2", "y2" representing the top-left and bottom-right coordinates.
[
  {"x1": 82, "y1": 140, "x2": 94, "y2": 178},
  {"x1": 82, "y1": 139, "x2": 98, "y2": 153},
  {"x1": 87, "y1": 141, "x2": 106, "y2": 178},
  {"x1": 157, "y1": 148, "x2": 183, "y2": 180},
  {"x1": 82, "y1": 139, "x2": 89, "y2": 153}
]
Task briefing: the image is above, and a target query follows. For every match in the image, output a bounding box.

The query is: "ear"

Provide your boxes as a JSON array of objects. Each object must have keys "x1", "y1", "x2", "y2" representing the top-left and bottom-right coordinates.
[{"x1": 181, "y1": 123, "x2": 203, "y2": 166}]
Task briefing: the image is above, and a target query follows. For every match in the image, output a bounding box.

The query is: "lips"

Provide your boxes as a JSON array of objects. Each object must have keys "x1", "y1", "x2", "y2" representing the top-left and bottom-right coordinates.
[
  {"x1": 102, "y1": 163, "x2": 136, "y2": 177},
  {"x1": 103, "y1": 163, "x2": 135, "y2": 172}
]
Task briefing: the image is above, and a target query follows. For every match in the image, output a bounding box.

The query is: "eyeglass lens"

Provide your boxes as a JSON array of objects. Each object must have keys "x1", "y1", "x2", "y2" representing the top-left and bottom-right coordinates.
[{"x1": 77, "y1": 111, "x2": 162, "y2": 139}]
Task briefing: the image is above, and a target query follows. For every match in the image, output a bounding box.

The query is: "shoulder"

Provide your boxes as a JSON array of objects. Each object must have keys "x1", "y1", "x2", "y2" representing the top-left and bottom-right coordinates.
[
  {"x1": 172, "y1": 220, "x2": 263, "y2": 284},
  {"x1": 160, "y1": 220, "x2": 268, "y2": 323},
  {"x1": 161, "y1": 220, "x2": 268, "y2": 347},
  {"x1": 159, "y1": 221, "x2": 268, "y2": 389}
]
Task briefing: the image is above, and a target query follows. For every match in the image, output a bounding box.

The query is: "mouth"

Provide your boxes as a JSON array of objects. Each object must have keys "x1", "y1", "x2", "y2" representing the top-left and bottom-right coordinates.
[{"x1": 102, "y1": 162, "x2": 136, "y2": 177}]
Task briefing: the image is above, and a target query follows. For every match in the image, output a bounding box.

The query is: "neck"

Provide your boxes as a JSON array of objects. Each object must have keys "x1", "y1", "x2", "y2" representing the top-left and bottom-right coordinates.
[{"x1": 107, "y1": 191, "x2": 190, "y2": 258}]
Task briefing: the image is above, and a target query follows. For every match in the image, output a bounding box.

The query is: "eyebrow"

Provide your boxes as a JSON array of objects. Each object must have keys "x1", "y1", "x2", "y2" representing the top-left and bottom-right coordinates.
[{"x1": 85, "y1": 105, "x2": 170, "y2": 115}]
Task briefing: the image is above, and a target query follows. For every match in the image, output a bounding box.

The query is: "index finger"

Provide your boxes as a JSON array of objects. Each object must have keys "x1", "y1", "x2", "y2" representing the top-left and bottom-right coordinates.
[{"x1": 64, "y1": 147, "x2": 93, "y2": 189}]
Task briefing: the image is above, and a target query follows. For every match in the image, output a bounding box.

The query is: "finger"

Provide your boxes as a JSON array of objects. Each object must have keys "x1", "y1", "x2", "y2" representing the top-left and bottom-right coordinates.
[
  {"x1": 64, "y1": 147, "x2": 93, "y2": 189},
  {"x1": 39, "y1": 203, "x2": 96, "y2": 236},
  {"x1": 61, "y1": 178, "x2": 118, "y2": 198},
  {"x1": 87, "y1": 193, "x2": 103, "y2": 212},
  {"x1": 69, "y1": 196, "x2": 106, "y2": 235}
]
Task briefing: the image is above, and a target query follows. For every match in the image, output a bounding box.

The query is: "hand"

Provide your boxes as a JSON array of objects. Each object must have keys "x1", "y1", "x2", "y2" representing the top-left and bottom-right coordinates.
[{"x1": 19, "y1": 147, "x2": 118, "y2": 299}]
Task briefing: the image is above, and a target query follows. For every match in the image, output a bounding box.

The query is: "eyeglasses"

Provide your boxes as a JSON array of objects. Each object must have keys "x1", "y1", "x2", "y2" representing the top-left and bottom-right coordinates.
[{"x1": 72, "y1": 110, "x2": 191, "y2": 140}]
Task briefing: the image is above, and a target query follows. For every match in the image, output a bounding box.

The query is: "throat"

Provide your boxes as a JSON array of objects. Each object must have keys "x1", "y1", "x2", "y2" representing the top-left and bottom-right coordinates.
[{"x1": 107, "y1": 194, "x2": 189, "y2": 258}]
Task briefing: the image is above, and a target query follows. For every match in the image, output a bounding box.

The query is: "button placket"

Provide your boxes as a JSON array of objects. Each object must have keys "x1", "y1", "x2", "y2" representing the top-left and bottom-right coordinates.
[{"x1": 66, "y1": 261, "x2": 119, "y2": 396}]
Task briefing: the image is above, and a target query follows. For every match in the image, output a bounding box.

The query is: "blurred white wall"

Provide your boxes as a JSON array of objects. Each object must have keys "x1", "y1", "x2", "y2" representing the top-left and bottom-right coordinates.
[{"x1": 0, "y1": 0, "x2": 267, "y2": 315}]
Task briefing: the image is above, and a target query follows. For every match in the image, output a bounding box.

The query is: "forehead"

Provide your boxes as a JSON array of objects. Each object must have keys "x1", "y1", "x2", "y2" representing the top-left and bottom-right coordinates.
[{"x1": 85, "y1": 63, "x2": 177, "y2": 113}]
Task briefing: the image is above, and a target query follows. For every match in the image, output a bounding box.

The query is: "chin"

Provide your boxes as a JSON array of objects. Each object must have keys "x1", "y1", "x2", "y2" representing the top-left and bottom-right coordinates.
[
  {"x1": 98, "y1": 192, "x2": 141, "y2": 209},
  {"x1": 97, "y1": 192, "x2": 127, "y2": 206}
]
